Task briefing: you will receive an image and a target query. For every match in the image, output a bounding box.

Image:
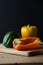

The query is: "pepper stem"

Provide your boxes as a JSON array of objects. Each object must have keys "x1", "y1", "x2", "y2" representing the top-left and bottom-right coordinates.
[{"x1": 27, "y1": 25, "x2": 30, "y2": 28}]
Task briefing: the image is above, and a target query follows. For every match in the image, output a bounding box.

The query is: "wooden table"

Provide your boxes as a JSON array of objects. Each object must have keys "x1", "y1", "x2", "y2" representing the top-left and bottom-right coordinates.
[{"x1": 0, "y1": 53, "x2": 43, "y2": 65}]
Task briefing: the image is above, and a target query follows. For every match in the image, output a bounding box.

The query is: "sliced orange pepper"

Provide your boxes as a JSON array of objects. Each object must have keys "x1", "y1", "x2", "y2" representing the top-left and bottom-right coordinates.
[{"x1": 13, "y1": 37, "x2": 41, "y2": 50}]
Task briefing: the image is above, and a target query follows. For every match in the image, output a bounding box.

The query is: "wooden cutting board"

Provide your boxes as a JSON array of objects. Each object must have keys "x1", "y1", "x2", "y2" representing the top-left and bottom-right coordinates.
[{"x1": 0, "y1": 43, "x2": 43, "y2": 56}]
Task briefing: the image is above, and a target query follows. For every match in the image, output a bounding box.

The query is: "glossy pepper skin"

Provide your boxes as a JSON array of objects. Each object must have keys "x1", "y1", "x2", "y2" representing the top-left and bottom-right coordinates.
[
  {"x1": 2, "y1": 31, "x2": 20, "y2": 48},
  {"x1": 21, "y1": 25, "x2": 38, "y2": 38},
  {"x1": 13, "y1": 37, "x2": 41, "y2": 50}
]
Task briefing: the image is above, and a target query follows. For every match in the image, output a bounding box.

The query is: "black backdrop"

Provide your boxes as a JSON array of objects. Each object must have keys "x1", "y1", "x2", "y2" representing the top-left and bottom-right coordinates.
[{"x1": 0, "y1": 0, "x2": 43, "y2": 42}]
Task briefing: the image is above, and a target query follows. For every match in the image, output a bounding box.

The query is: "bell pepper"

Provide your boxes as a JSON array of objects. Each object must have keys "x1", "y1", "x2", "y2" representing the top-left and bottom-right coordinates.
[
  {"x1": 12, "y1": 37, "x2": 41, "y2": 50},
  {"x1": 2, "y1": 31, "x2": 20, "y2": 48},
  {"x1": 21, "y1": 25, "x2": 38, "y2": 38}
]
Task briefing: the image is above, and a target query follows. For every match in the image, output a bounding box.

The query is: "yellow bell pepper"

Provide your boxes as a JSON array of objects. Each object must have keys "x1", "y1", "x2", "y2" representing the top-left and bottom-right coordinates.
[{"x1": 21, "y1": 25, "x2": 38, "y2": 38}]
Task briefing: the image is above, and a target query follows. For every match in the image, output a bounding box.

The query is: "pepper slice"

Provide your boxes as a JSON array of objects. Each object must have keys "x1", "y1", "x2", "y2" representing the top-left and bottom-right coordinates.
[{"x1": 12, "y1": 37, "x2": 41, "y2": 50}]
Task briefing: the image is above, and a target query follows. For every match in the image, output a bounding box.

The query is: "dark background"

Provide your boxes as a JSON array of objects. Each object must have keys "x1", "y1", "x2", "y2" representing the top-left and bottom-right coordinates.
[{"x1": 0, "y1": 0, "x2": 43, "y2": 42}]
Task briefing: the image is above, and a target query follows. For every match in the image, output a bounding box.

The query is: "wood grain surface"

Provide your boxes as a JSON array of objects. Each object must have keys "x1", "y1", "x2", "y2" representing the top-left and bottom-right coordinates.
[
  {"x1": 0, "y1": 43, "x2": 43, "y2": 56},
  {"x1": 0, "y1": 43, "x2": 43, "y2": 65}
]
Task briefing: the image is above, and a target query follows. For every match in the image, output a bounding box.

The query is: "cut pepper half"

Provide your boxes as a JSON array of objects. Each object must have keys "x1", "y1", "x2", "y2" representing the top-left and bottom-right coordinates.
[{"x1": 12, "y1": 37, "x2": 41, "y2": 50}]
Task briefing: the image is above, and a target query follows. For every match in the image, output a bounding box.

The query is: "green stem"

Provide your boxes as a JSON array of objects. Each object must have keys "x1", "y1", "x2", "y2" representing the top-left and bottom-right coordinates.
[{"x1": 27, "y1": 25, "x2": 30, "y2": 28}]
